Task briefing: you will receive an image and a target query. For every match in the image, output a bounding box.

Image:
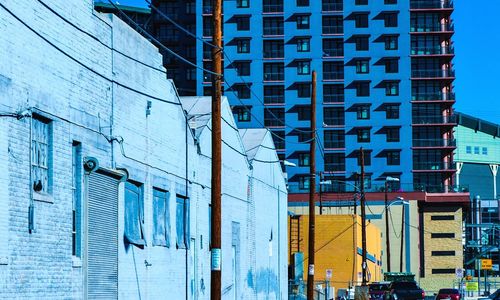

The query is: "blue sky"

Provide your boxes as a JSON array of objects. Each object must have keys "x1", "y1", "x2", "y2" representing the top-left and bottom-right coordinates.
[{"x1": 114, "y1": 0, "x2": 499, "y2": 124}]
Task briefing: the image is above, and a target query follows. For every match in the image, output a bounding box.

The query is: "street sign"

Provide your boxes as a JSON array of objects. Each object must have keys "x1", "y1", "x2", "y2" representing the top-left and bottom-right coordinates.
[
  {"x1": 492, "y1": 264, "x2": 499, "y2": 272},
  {"x1": 326, "y1": 269, "x2": 333, "y2": 280},
  {"x1": 481, "y1": 259, "x2": 493, "y2": 270},
  {"x1": 455, "y1": 268, "x2": 463, "y2": 279},
  {"x1": 465, "y1": 282, "x2": 478, "y2": 292}
]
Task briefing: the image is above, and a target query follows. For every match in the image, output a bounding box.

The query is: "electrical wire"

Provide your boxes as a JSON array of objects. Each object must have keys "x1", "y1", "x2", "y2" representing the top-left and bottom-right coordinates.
[
  {"x1": 36, "y1": 0, "x2": 167, "y2": 75},
  {"x1": 104, "y1": 0, "x2": 222, "y2": 77},
  {"x1": 0, "y1": 2, "x2": 181, "y2": 107}
]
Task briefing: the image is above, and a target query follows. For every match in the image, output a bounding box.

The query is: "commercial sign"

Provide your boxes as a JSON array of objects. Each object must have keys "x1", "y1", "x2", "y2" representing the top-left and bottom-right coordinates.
[
  {"x1": 481, "y1": 259, "x2": 493, "y2": 270},
  {"x1": 326, "y1": 269, "x2": 333, "y2": 280},
  {"x1": 455, "y1": 268, "x2": 463, "y2": 279},
  {"x1": 465, "y1": 282, "x2": 478, "y2": 292}
]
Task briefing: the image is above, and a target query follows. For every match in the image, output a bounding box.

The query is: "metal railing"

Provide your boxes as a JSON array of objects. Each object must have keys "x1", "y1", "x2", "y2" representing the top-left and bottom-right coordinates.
[
  {"x1": 264, "y1": 50, "x2": 285, "y2": 59},
  {"x1": 412, "y1": 138, "x2": 456, "y2": 147},
  {"x1": 323, "y1": 72, "x2": 344, "y2": 81},
  {"x1": 263, "y1": 27, "x2": 284, "y2": 36},
  {"x1": 263, "y1": 4, "x2": 283, "y2": 13},
  {"x1": 413, "y1": 161, "x2": 455, "y2": 170},
  {"x1": 411, "y1": 46, "x2": 454, "y2": 55},
  {"x1": 411, "y1": 92, "x2": 455, "y2": 101},
  {"x1": 264, "y1": 95, "x2": 285, "y2": 104},
  {"x1": 323, "y1": 48, "x2": 344, "y2": 57},
  {"x1": 324, "y1": 94, "x2": 344, "y2": 103},
  {"x1": 410, "y1": 0, "x2": 453, "y2": 9},
  {"x1": 411, "y1": 68, "x2": 455, "y2": 78},
  {"x1": 412, "y1": 114, "x2": 457, "y2": 124},
  {"x1": 410, "y1": 22, "x2": 454, "y2": 32},
  {"x1": 322, "y1": 25, "x2": 343, "y2": 35}
]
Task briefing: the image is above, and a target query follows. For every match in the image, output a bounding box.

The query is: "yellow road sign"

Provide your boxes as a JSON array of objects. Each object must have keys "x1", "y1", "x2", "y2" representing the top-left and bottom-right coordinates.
[
  {"x1": 466, "y1": 282, "x2": 478, "y2": 292},
  {"x1": 481, "y1": 259, "x2": 493, "y2": 270}
]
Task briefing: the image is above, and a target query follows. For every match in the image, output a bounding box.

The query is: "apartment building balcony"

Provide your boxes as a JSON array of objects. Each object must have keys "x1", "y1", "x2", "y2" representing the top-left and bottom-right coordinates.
[
  {"x1": 412, "y1": 138, "x2": 456, "y2": 148},
  {"x1": 264, "y1": 95, "x2": 285, "y2": 105},
  {"x1": 411, "y1": 91, "x2": 455, "y2": 102},
  {"x1": 413, "y1": 161, "x2": 455, "y2": 172},
  {"x1": 412, "y1": 114, "x2": 457, "y2": 126},
  {"x1": 263, "y1": 4, "x2": 284, "y2": 14},
  {"x1": 411, "y1": 68, "x2": 455, "y2": 80},
  {"x1": 411, "y1": 46, "x2": 454, "y2": 56},
  {"x1": 410, "y1": 0, "x2": 453, "y2": 10},
  {"x1": 410, "y1": 23, "x2": 454, "y2": 34}
]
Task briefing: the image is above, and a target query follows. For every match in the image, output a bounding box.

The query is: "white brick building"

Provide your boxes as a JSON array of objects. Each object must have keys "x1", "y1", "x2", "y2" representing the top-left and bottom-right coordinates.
[{"x1": 0, "y1": 1, "x2": 287, "y2": 299}]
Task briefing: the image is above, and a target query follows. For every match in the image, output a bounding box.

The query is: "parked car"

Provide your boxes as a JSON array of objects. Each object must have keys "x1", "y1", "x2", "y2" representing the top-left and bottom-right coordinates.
[
  {"x1": 387, "y1": 281, "x2": 425, "y2": 300},
  {"x1": 337, "y1": 288, "x2": 355, "y2": 300},
  {"x1": 369, "y1": 282, "x2": 391, "y2": 300},
  {"x1": 435, "y1": 288, "x2": 460, "y2": 300}
]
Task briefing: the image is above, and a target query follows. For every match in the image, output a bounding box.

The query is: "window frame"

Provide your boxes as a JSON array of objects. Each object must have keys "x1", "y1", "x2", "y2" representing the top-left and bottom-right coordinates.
[
  {"x1": 384, "y1": 35, "x2": 398, "y2": 50},
  {"x1": 175, "y1": 195, "x2": 190, "y2": 249},
  {"x1": 386, "y1": 105, "x2": 400, "y2": 119},
  {"x1": 357, "y1": 128, "x2": 370, "y2": 143},
  {"x1": 124, "y1": 181, "x2": 146, "y2": 246},
  {"x1": 356, "y1": 105, "x2": 370, "y2": 120},
  {"x1": 236, "y1": 16, "x2": 250, "y2": 31},
  {"x1": 152, "y1": 187, "x2": 171, "y2": 247},
  {"x1": 356, "y1": 60, "x2": 370, "y2": 74},
  {"x1": 355, "y1": 36, "x2": 369, "y2": 51},
  {"x1": 386, "y1": 151, "x2": 401, "y2": 165},
  {"x1": 236, "y1": 38, "x2": 251, "y2": 53},
  {"x1": 236, "y1": 0, "x2": 249, "y2": 8},
  {"x1": 297, "y1": 60, "x2": 311, "y2": 75},
  {"x1": 296, "y1": 15, "x2": 310, "y2": 29},
  {"x1": 31, "y1": 115, "x2": 52, "y2": 196}
]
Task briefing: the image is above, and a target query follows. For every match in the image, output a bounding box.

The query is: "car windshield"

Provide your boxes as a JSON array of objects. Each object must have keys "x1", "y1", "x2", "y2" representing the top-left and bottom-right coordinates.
[
  {"x1": 370, "y1": 284, "x2": 389, "y2": 291},
  {"x1": 439, "y1": 289, "x2": 459, "y2": 294}
]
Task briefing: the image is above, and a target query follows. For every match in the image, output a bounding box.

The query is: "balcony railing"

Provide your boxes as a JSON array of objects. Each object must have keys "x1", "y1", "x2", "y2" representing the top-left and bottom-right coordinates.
[
  {"x1": 413, "y1": 161, "x2": 455, "y2": 171},
  {"x1": 411, "y1": 92, "x2": 455, "y2": 101},
  {"x1": 323, "y1": 72, "x2": 344, "y2": 81},
  {"x1": 413, "y1": 138, "x2": 456, "y2": 147},
  {"x1": 410, "y1": 0, "x2": 453, "y2": 9},
  {"x1": 324, "y1": 141, "x2": 345, "y2": 149},
  {"x1": 263, "y1": 4, "x2": 283, "y2": 13},
  {"x1": 323, "y1": 48, "x2": 344, "y2": 57},
  {"x1": 264, "y1": 73, "x2": 284, "y2": 81},
  {"x1": 263, "y1": 50, "x2": 284, "y2": 59},
  {"x1": 324, "y1": 164, "x2": 346, "y2": 172},
  {"x1": 264, "y1": 119, "x2": 285, "y2": 127},
  {"x1": 411, "y1": 68, "x2": 455, "y2": 78},
  {"x1": 322, "y1": 26, "x2": 343, "y2": 35},
  {"x1": 322, "y1": 2, "x2": 343, "y2": 12},
  {"x1": 263, "y1": 27, "x2": 284, "y2": 36},
  {"x1": 410, "y1": 23, "x2": 454, "y2": 32},
  {"x1": 264, "y1": 95, "x2": 285, "y2": 104},
  {"x1": 411, "y1": 46, "x2": 454, "y2": 55},
  {"x1": 412, "y1": 115, "x2": 457, "y2": 124},
  {"x1": 324, "y1": 94, "x2": 344, "y2": 103}
]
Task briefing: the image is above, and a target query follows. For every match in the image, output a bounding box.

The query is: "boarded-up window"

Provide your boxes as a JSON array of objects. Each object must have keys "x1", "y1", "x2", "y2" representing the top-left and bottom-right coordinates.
[
  {"x1": 176, "y1": 195, "x2": 190, "y2": 249},
  {"x1": 31, "y1": 117, "x2": 51, "y2": 194},
  {"x1": 153, "y1": 188, "x2": 170, "y2": 247},
  {"x1": 125, "y1": 181, "x2": 146, "y2": 246}
]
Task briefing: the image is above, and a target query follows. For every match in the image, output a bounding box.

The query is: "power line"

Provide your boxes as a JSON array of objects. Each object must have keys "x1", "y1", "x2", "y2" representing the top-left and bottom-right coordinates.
[
  {"x1": 0, "y1": 2, "x2": 181, "y2": 107},
  {"x1": 104, "y1": 0, "x2": 222, "y2": 77}
]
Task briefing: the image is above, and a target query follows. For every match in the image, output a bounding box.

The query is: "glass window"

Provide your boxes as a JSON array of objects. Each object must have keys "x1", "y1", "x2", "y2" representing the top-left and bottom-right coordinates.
[
  {"x1": 324, "y1": 107, "x2": 344, "y2": 126},
  {"x1": 386, "y1": 127, "x2": 400, "y2": 142},
  {"x1": 125, "y1": 181, "x2": 146, "y2": 246},
  {"x1": 298, "y1": 153, "x2": 310, "y2": 166},
  {"x1": 72, "y1": 141, "x2": 82, "y2": 257},
  {"x1": 356, "y1": 105, "x2": 370, "y2": 120},
  {"x1": 387, "y1": 151, "x2": 401, "y2": 165},
  {"x1": 355, "y1": 14, "x2": 369, "y2": 28},
  {"x1": 264, "y1": 85, "x2": 285, "y2": 104},
  {"x1": 474, "y1": 146, "x2": 480, "y2": 154},
  {"x1": 322, "y1": 0, "x2": 343, "y2": 11},
  {"x1": 384, "y1": 13, "x2": 398, "y2": 27},
  {"x1": 235, "y1": 61, "x2": 251, "y2": 76},
  {"x1": 236, "y1": 16, "x2": 250, "y2": 31},
  {"x1": 324, "y1": 130, "x2": 345, "y2": 148},
  {"x1": 324, "y1": 84, "x2": 344, "y2": 103},
  {"x1": 153, "y1": 188, "x2": 171, "y2": 247},
  {"x1": 355, "y1": 0, "x2": 368, "y2": 5},
  {"x1": 324, "y1": 153, "x2": 346, "y2": 171},
  {"x1": 234, "y1": 85, "x2": 251, "y2": 99},
  {"x1": 356, "y1": 60, "x2": 369, "y2": 74},
  {"x1": 236, "y1": 39, "x2": 250, "y2": 53},
  {"x1": 384, "y1": 35, "x2": 398, "y2": 50},
  {"x1": 385, "y1": 59, "x2": 399, "y2": 73},
  {"x1": 299, "y1": 175, "x2": 310, "y2": 190},
  {"x1": 263, "y1": 17, "x2": 284, "y2": 36},
  {"x1": 271, "y1": 130, "x2": 285, "y2": 150},
  {"x1": 323, "y1": 62, "x2": 344, "y2": 80},
  {"x1": 386, "y1": 82, "x2": 399, "y2": 96},
  {"x1": 297, "y1": 83, "x2": 311, "y2": 98},
  {"x1": 482, "y1": 147, "x2": 488, "y2": 155},
  {"x1": 385, "y1": 0, "x2": 397, "y2": 3},
  {"x1": 32, "y1": 116, "x2": 51, "y2": 195},
  {"x1": 357, "y1": 128, "x2": 370, "y2": 143},
  {"x1": 297, "y1": 106, "x2": 311, "y2": 120},
  {"x1": 323, "y1": 39, "x2": 343, "y2": 57},
  {"x1": 322, "y1": 16, "x2": 343, "y2": 34},
  {"x1": 386, "y1": 105, "x2": 399, "y2": 119},
  {"x1": 355, "y1": 36, "x2": 369, "y2": 51},
  {"x1": 176, "y1": 195, "x2": 190, "y2": 249},
  {"x1": 263, "y1": 40, "x2": 284, "y2": 58},
  {"x1": 297, "y1": 0, "x2": 309, "y2": 6},
  {"x1": 297, "y1": 38, "x2": 311, "y2": 52},
  {"x1": 297, "y1": 61, "x2": 311, "y2": 75},
  {"x1": 356, "y1": 82, "x2": 370, "y2": 97},
  {"x1": 236, "y1": 107, "x2": 251, "y2": 122},
  {"x1": 264, "y1": 108, "x2": 285, "y2": 126},
  {"x1": 237, "y1": 0, "x2": 249, "y2": 8},
  {"x1": 264, "y1": 63, "x2": 284, "y2": 81},
  {"x1": 296, "y1": 15, "x2": 310, "y2": 29},
  {"x1": 263, "y1": 0, "x2": 282, "y2": 12},
  {"x1": 465, "y1": 146, "x2": 471, "y2": 154}
]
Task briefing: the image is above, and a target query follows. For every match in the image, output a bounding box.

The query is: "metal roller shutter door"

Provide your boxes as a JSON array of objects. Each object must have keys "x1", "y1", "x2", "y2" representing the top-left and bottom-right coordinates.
[{"x1": 87, "y1": 171, "x2": 119, "y2": 300}]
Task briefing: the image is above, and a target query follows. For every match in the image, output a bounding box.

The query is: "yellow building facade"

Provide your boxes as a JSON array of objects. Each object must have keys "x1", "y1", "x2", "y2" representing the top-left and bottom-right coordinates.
[{"x1": 288, "y1": 214, "x2": 383, "y2": 292}]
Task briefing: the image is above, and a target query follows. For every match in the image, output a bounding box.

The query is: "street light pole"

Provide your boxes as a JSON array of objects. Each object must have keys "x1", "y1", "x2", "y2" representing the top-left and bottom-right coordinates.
[
  {"x1": 400, "y1": 202, "x2": 405, "y2": 272},
  {"x1": 319, "y1": 172, "x2": 323, "y2": 215},
  {"x1": 360, "y1": 147, "x2": 368, "y2": 286},
  {"x1": 385, "y1": 180, "x2": 391, "y2": 273}
]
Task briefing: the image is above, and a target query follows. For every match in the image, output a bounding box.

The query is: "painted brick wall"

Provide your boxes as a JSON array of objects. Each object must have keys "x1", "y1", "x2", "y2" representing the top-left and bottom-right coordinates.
[{"x1": 0, "y1": 0, "x2": 287, "y2": 299}]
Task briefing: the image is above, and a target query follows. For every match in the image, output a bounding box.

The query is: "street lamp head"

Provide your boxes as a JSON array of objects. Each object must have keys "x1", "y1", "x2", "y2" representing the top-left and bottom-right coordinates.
[
  {"x1": 386, "y1": 176, "x2": 400, "y2": 182},
  {"x1": 283, "y1": 160, "x2": 296, "y2": 167}
]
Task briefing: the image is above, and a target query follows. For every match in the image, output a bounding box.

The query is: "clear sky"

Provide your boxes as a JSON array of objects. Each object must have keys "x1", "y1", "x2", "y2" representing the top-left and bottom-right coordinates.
[{"x1": 112, "y1": 0, "x2": 500, "y2": 124}]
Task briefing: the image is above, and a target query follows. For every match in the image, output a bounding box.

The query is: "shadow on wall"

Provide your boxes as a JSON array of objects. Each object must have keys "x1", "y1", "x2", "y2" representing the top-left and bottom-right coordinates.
[{"x1": 248, "y1": 268, "x2": 279, "y2": 296}]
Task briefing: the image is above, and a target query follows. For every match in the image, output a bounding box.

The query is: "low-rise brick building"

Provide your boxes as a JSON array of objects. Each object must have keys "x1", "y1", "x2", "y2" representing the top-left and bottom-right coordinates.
[{"x1": 0, "y1": 0, "x2": 287, "y2": 299}]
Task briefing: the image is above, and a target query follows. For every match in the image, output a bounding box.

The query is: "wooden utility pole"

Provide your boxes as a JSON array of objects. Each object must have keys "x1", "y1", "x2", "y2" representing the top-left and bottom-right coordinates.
[
  {"x1": 360, "y1": 147, "x2": 368, "y2": 286},
  {"x1": 385, "y1": 181, "x2": 391, "y2": 273},
  {"x1": 210, "y1": 0, "x2": 222, "y2": 298},
  {"x1": 306, "y1": 71, "x2": 317, "y2": 300}
]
